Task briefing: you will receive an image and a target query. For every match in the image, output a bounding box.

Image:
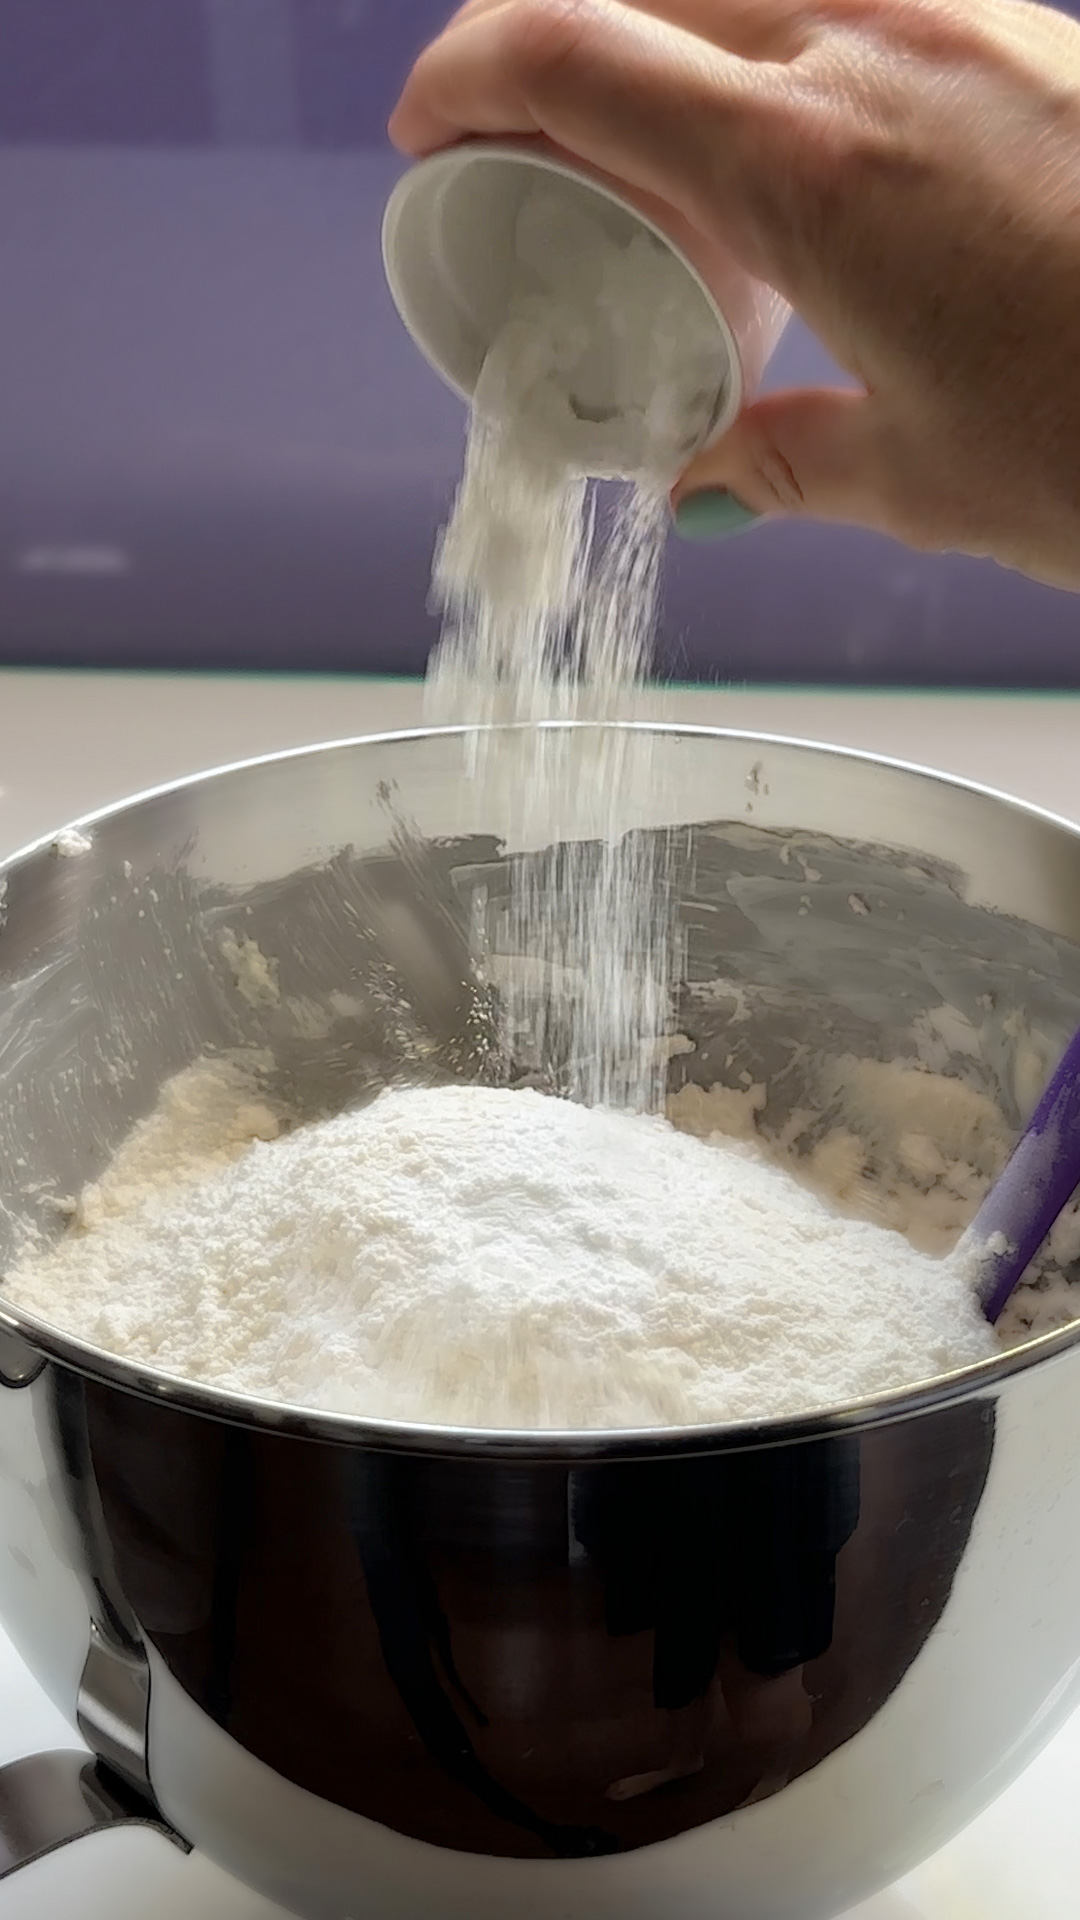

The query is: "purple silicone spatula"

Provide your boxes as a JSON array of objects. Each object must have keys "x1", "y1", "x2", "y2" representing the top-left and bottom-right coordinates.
[{"x1": 966, "y1": 1027, "x2": 1080, "y2": 1324}]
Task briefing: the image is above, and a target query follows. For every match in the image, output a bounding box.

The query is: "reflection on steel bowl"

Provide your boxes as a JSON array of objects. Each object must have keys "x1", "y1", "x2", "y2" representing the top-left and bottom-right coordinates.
[{"x1": 2, "y1": 726, "x2": 1080, "y2": 1920}]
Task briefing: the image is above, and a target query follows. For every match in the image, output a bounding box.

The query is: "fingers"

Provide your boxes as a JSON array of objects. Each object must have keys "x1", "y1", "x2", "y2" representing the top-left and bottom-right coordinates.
[
  {"x1": 672, "y1": 387, "x2": 927, "y2": 542},
  {"x1": 415, "y1": 0, "x2": 941, "y2": 67},
  {"x1": 391, "y1": 2, "x2": 808, "y2": 271},
  {"x1": 671, "y1": 382, "x2": 1080, "y2": 588},
  {"x1": 418, "y1": 0, "x2": 813, "y2": 66},
  {"x1": 389, "y1": 1, "x2": 749, "y2": 160},
  {"x1": 389, "y1": 0, "x2": 1075, "y2": 183},
  {"x1": 595, "y1": 0, "x2": 814, "y2": 59}
]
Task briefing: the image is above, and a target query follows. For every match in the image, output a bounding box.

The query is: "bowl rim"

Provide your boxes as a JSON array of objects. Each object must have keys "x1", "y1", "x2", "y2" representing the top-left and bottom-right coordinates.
[{"x1": 3, "y1": 719, "x2": 1080, "y2": 1460}]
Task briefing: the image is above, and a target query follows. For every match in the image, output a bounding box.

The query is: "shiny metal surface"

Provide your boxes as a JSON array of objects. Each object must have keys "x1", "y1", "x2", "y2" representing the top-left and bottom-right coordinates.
[
  {"x1": 1, "y1": 726, "x2": 1080, "y2": 1919},
  {"x1": 0, "y1": 1751, "x2": 186, "y2": 1879}
]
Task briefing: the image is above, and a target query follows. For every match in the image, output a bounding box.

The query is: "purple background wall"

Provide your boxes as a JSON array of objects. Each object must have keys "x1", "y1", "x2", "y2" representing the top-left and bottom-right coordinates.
[{"x1": 0, "y1": 0, "x2": 1078, "y2": 685}]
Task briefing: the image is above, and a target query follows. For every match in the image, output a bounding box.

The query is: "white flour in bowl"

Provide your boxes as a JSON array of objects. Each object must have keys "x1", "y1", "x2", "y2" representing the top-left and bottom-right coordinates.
[{"x1": 5, "y1": 1071, "x2": 998, "y2": 1430}]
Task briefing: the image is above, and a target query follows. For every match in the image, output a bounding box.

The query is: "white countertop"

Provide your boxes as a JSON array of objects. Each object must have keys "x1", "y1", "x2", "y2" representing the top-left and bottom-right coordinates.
[{"x1": 1, "y1": 669, "x2": 1079, "y2": 1920}]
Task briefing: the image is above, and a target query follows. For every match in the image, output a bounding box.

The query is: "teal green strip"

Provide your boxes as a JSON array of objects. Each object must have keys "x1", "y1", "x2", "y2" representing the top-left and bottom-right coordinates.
[{"x1": 5, "y1": 666, "x2": 1080, "y2": 701}]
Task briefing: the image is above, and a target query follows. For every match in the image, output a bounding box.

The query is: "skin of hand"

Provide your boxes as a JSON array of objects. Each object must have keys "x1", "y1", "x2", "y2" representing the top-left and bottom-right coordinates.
[{"x1": 389, "y1": 0, "x2": 1080, "y2": 588}]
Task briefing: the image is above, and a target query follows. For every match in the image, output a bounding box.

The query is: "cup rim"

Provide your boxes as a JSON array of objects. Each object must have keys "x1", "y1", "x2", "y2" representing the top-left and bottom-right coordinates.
[
  {"x1": 381, "y1": 139, "x2": 745, "y2": 457},
  {"x1": 2, "y1": 721, "x2": 1078, "y2": 1460}
]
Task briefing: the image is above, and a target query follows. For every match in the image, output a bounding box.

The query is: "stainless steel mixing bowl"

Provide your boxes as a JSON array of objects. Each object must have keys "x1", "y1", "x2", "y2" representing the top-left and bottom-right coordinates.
[{"x1": 2, "y1": 725, "x2": 1080, "y2": 1920}]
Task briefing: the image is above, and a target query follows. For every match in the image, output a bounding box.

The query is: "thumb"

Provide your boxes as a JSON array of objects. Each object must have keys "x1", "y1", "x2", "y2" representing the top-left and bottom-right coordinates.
[{"x1": 671, "y1": 388, "x2": 906, "y2": 542}]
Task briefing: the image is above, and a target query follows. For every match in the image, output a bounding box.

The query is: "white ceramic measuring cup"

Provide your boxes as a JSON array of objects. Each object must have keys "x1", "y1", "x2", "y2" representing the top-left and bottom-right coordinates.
[{"x1": 381, "y1": 140, "x2": 790, "y2": 479}]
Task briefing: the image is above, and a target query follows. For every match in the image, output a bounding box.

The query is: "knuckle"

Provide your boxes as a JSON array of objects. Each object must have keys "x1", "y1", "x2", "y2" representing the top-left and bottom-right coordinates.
[
  {"x1": 739, "y1": 416, "x2": 807, "y2": 512},
  {"x1": 503, "y1": 0, "x2": 599, "y2": 94}
]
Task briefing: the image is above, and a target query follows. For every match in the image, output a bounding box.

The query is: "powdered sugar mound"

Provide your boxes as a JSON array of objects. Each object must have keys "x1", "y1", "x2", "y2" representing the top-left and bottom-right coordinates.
[{"x1": 7, "y1": 1082, "x2": 996, "y2": 1430}]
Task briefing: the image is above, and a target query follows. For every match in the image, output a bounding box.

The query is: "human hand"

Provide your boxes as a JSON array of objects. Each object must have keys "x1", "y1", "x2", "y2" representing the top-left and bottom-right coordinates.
[{"x1": 390, "y1": 0, "x2": 1080, "y2": 588}]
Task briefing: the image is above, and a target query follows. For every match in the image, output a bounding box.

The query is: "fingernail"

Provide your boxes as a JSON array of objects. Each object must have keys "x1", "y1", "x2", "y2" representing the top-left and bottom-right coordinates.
[{"x1": 673, "y1": 490, "x2": 761, "y2": 542}]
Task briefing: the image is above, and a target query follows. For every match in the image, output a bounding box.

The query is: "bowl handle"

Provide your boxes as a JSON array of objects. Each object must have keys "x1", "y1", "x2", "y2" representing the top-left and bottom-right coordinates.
[{"x1": 0, "y1": 1749, "x2": 190, "y2": 1878}]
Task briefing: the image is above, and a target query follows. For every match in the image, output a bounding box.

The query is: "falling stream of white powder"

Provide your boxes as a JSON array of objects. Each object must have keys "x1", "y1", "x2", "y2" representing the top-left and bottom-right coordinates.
[{"x1": 425, "y1": 184, "x2": 722, "y2": 1111}]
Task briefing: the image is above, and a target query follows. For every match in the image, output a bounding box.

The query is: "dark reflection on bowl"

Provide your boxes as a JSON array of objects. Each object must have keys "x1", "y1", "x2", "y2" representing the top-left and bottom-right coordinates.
[{"x1": 76, "y1": 1378, "x2": 994, "y2": 1856}]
